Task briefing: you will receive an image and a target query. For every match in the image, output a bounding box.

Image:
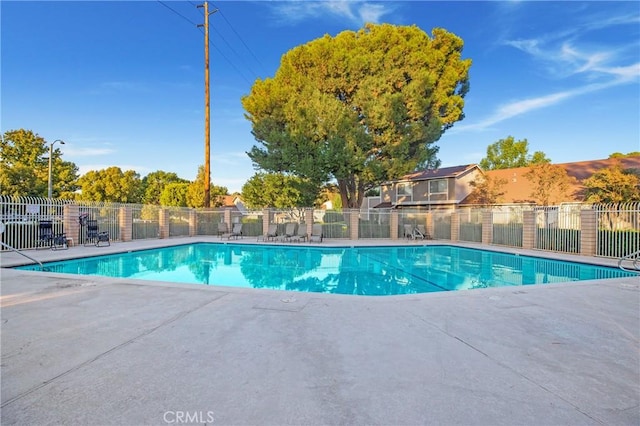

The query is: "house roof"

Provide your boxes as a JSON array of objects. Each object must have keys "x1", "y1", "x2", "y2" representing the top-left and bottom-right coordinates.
[
  {"x1": 397, "y1": 164, "x2": 479, "y2": 182},
  {"x1": 471, "y1": 156, "x2": 640, "y2": 204}
]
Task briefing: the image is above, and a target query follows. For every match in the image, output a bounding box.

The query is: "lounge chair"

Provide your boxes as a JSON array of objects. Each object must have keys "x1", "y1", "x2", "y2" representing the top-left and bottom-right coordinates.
[
  {"x1": 217, "y1": 222, "x2": 229, "y2": 238},
  {"x1": 403, "y1": 224, "x2": 414, "y2": 240},
  {"x1": 85, "y1": 219, "x2": 110, "y2": 247},
  {"x1": 259, "y1": 223, "x2": 278, "y2": 241},
  {"x1": 414, "y1": 225, "x2": 431, "y2": 240},
  {"x1": 222, "y1": 223, "x2": 243, "y2": 240},
  {"x1": 288, "y1": 222, "x2": 308, "y2": 243},
  {"x1": 309, "y1": 224, "x2": 323, "y2": 243},
  {"x1": 278, "y1": 223, "x2": 298, "y2": 242},
  {"x1": 37, "y1": 220, "x2": 54, "y2": 249}
]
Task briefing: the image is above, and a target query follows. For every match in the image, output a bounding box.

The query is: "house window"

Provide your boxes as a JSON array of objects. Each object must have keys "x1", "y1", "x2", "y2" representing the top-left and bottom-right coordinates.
[
  {"x1": 397, "y1": 182, "x2": 413, "y2": 200},
  {"x1": 429, "y1": 179, "x2": 448, "y2": 201}
]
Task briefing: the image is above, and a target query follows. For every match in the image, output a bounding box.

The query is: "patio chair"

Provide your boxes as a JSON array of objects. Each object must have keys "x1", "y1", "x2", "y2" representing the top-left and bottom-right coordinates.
[
  {"x1": 217, "y1": 222, "x2": 229, "y2": 238},
  {"x1": 278, "y1": 223, "x2": 298, "y2": 242},
  {"x1": 51, "y1": 231, "x2": 69, "y2": 250},
  {"x1": 403, "y1": 224, "x2": 414, "y2": 240},
  {"x1": 259, "y1": 223, "x2": 278, "y2": 242},
  {"x1": 309, "y1": 224, "x2": 323, "y2": 243},
  {"x1": 37, "y1": 220, "x2": 54, "y2": 249},
  {"x1": 222, "y1": 223, "x2": 243, "y2": 240},
  {"x1": 414, "y1": 225, "x2": 431, "y2": 240},
  {"x1": 288, "y1": 223, "x2": 308, "y2": 243},
  {"x1": 84, "y1": 219, "x2": 110, "y2": 247}
]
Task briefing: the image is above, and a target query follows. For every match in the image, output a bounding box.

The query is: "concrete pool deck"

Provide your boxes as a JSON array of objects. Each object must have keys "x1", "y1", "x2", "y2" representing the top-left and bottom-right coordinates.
[{"x1": 1, "y1": 238, "x2": 639, "y2": 425}]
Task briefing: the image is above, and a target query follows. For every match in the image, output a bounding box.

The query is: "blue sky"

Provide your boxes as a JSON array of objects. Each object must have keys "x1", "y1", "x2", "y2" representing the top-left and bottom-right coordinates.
[{"x1": 2, "y1": 1, "x2": 639, "y2": 193}]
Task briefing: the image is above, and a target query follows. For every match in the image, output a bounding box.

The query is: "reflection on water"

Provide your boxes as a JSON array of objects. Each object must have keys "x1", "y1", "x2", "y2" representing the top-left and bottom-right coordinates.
[{"x1": 19, "y1": 244, "x2": 634, "y2": 296}]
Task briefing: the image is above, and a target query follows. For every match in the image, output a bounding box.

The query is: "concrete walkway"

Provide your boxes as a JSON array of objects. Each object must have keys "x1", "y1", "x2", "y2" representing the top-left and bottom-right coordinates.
[{"x1": 1, "y1": 239, "x2": 639, "y2": 425}]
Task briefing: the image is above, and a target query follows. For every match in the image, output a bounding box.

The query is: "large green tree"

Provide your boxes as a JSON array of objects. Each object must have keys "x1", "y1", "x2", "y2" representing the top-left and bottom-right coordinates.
[
  {"x1": 241, "y1": 172, "x2": 318, "y2": 209},
  {"x1": 242, "y1": 23, "x2": 471, "y2": 208},
  {"x1": 160, "y1": 183, "x2": 190, "y2": 207},
  {"x1": 0, "y1": 129, "x2": 79, "y2": 197},
  {"x1": 77, "y1": 167, "x2": 142, "y2": 203},
  {"x1": 479, "y1": 136, "x2": 550, "y2": 170},
  {"x1": 141, "y1": 170, "x2": 189, "y2": 205}
]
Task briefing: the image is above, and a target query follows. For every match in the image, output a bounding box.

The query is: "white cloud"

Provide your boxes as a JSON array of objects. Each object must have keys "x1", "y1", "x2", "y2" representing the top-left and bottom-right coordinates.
[
  {"x1": 270, "y1": 1, "x2": 394, "y2": 26},
  {"x1": 461, "y1": 10, "x2": 640, "y2": 133},
  {"x1": 457, "y1": 77, "x2": 630, "y2": 133}
]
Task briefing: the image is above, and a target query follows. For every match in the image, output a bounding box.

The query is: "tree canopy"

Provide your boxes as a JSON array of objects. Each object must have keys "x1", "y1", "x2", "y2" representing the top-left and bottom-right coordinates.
[
  {"x1": 77, "y1": 167, "x2": 142, "y2": 203},
  {"x1": 479, "y1": 136, "x2": 550, "y2": 170},
  {"x1": 241, "y1": 172, "x2": 317, "y2": 209},
  {"x1": 186, "y1": 166, "x2": 228, "y2": 208},
  {"x1": 582, "y1": 162, "x2": 640, "y2": 203},
  {"x1": 524, "y1": 163, "x2": 576, "y2": 205},
  {"x1": 0, "y1": 129, "x2": 79, "y2": 197},
  {"x1": 242, "y1": 23, "x2": 471, "y2": 208},
  {"x1": 141, "y1": 171, "x2": 189, "y2": 205},
  {"x1": 468, "y1": 174, "x2": 508, "y2": 206}
]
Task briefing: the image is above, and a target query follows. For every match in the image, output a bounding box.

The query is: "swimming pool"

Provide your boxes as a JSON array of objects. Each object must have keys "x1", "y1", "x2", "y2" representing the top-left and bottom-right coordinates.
[{"x1": 14, "y1": 243, "x2": 635, "y2": 296}]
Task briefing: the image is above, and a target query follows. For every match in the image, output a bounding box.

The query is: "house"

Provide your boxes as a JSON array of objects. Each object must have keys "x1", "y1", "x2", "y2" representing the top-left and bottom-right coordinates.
[
  {"x1": 218, "y1": 195, "x2": 247, "y2": 214},
  {"x1": 479, "y1": 156, "x2": 640, "y2": 204},
  {"x1": 376, "y1": 164, "x2": 483, "y2": 209},
  {"x1": 372, "y1": 155, "x2": 640, "y2": 208}
]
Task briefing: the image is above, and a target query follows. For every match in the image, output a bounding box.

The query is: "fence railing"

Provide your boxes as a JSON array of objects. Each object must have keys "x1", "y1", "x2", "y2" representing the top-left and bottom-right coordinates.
[{"x1": 1, "y1": 195, "x2": 638, "y2": 260}]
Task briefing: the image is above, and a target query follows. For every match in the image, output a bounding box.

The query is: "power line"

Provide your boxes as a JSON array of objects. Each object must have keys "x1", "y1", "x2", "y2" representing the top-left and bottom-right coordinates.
[
  {"x1": 197, "y1": 27, "x2": 253, "y2": 86},
  {"x1": 157, "y1": 0, "x2": 199, "y2": 27},
  {"x1": 155, "y1": 0, "x2": 256, "y2": 85},
  {"x1": 209, "y1": 24, "x2": 261, "y2": 80},
  {"x1": 211, "y1": 3, "x2": 268, "y2": 76}
]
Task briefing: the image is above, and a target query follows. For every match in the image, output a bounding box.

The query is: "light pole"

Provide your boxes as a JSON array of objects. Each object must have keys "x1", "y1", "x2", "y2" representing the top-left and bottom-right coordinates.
[{"x1": 48, "y1": 139, "x2": 65, "y2": 199}]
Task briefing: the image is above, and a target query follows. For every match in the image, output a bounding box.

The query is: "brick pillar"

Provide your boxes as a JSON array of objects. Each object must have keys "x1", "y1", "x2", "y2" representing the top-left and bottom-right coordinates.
[
  {"x1": 482, "y1": 210, "x2": 493, "y2": 245},
  {"x1": 189, "y1": 210, "x2": 197, "y2": 237},
  {"x1": 349, "y1": 210, "x2": 359, "y2": 240},
  {"x1": 159, "y1": 209, "x2": 169, "y2": 239},
  {"x1": 263, "y1": 208, "x2": 271, "y2": 235},
  {"x1": 580, "y1": 209, "x2": 597, "y2": 256},
  {"x1": 119, "y1": 206, "x2": 132, "y2": 242},
  {"x1": 224, "y1": 208, "x2": 232, "y2": 228},
  {"x1": 450, "y1": 211, "x2": 459, "y2": 242},
  {"x1": 522, "y1": 210, "x2": 535, "y2": 250},
  {"x1": 390, "y1": 210, "x2": 399, "y2": 240},
  {"x1": 305, "y1": 208, "x2": 313, "y2": 237},
  {"x1": 426, "y1": 212, "x2": 434, "y2": 240},
  {"x1": 63, "y1": 204, "x2": 79, "y2": 247}
]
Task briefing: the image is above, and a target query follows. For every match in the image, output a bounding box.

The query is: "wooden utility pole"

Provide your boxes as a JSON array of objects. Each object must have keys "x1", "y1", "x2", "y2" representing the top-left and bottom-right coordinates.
[{"x1": 197, "y1": 1, "x2": 214, "y2": 207}]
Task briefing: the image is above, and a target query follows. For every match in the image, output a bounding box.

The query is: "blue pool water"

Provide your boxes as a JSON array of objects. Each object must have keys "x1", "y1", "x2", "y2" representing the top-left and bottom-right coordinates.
[{"x1": 15, "y1": 243, "x2": 635, "y2": 295}]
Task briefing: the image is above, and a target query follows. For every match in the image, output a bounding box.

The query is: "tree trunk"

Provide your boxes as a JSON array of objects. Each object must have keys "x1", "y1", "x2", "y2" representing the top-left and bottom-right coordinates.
[{"x1": 338, "y1": 177, "x2": 365, "y2": 209}]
